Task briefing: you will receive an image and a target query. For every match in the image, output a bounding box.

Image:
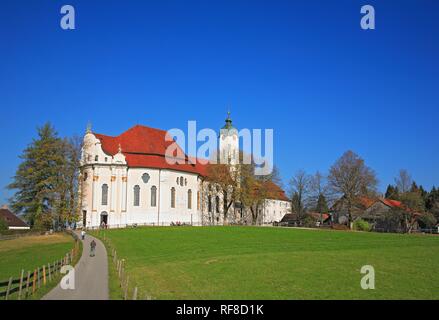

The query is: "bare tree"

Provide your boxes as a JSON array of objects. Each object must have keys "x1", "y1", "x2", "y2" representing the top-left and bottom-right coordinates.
[
  {"x1": 308, "y1": 171, "x2": 327, "y2": 206},
  {"x1": 395, "y1": 169, "x2": 412, "y2": 194},
  {"x1": 288, "y1": 170, "x2": 311, "y2": 219},
  {"x1": 56, "y1": 135, "x2": 83, "y2": 225},
  {"x1": 309, "y1": 171, "x2": 330, "y2": 224},
  {"x1": 205, "y1": 162, "x2": 236, "y2": 224},
  {"x1": 328, "y1": 150, "x2": 378, "y2": 228}
]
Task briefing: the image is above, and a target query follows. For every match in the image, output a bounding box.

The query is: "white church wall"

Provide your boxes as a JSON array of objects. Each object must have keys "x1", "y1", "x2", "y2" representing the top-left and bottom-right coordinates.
[{"x1": 263, "y1": 199, "x2": 291, "y2": 224}]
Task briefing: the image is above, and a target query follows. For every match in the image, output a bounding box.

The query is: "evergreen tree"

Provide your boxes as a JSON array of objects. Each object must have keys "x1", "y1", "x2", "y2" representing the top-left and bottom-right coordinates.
[
  {"x1": 410, "y1": 182, "x2": 419, "y2": 193},
  {"x1": 426, "y1": 186, "x2": 439, "y2": 220},
  {"x1": 385, "y1": 184, "x2": 399, "y2": 200},
  {"x1": 8, "y1": 123, "x2": 66, "y2": 227},
  {"x1": 315, "y1": 193, "x2": 329, "y2": 213}
]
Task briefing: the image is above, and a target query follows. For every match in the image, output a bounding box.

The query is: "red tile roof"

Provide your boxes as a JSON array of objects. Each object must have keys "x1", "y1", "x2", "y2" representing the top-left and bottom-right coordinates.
[
  {"x1": 357, "y1": 197, "x2": 404, "y2": 210},
  {"x1": 381, "y1": 199, "x2": 403, "y2": 208},
  {"x1": 94, "y1": 125, "x2": 208, "y2": 176},
  {"x1": 263, "y1": 181, "x2": 289, "y2": 201},
  {"x1": 0, "y1": 209, "x2": 28, "y2": 228},
  {"x1": 357, "y1": 196, "x2": 377, "y2": 209},
  {"x1": 307, "y1": 212, "x2": 330, "y2": 221}
]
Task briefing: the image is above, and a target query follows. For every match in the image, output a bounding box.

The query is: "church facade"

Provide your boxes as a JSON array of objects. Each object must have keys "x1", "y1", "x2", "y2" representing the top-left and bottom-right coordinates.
[{"x1": 79, "y1": 115, "x2": 290, "y2": 228}]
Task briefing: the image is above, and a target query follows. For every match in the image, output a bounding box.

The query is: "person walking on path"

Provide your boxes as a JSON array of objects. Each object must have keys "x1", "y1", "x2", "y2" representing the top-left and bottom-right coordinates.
[
  {"x1": 90, "y1": 239, "x2": 97, "y2": 257},
  {"x1": 43, "y1": 231, "x2": 109, "y2": 300},
  {"x1": 81, "y1": 230, "x2": 86, "y2": 240}
]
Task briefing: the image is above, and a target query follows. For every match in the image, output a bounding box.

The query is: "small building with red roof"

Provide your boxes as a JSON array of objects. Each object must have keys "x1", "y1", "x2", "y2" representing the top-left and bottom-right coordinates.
[
  {"x1": 331, "y1": 196, "x2": 424, "y2": 232},
  {"x1": 0, "y1": 205, "x2": 30, "y2": 230}
]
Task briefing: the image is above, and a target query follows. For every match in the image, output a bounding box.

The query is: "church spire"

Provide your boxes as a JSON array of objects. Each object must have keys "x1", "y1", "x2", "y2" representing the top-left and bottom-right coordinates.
[
  {"x1": 86, "y1": 121, "x2": 92, "y2": 134},
  {"x1": 222, "y1": 111, "x2": 235, "y2": 130}
]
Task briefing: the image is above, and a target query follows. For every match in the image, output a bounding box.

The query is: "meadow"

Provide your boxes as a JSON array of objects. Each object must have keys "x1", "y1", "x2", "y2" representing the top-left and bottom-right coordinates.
[
  {"x1": 0, "y1": 233, "x2": 75, "y2": 299},
  {"x1": 100, "y1": 226, "x2": 439, "y2": 300}
]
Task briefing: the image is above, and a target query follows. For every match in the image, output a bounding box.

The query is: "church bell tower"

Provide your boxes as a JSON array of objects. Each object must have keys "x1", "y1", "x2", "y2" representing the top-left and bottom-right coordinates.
[{"x1": 219, "y1": 112, "x2": 239, "y2": 165}]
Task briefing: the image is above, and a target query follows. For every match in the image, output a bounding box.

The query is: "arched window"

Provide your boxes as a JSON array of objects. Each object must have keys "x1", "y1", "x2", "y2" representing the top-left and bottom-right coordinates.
[
  {"x1": 180, "y1": 176, "x2": 184, "y2": 186},
  {"x1": 101, "y1": 184, "x2": 108, "y2": 205},
  {"x1": 95, "y1": 155, "x2": 99, "y2": 162},
  {"x1": 133, "y1": 185, "x2": 140, "y2": 206},
  {"x1": 188, "y1": 189, "x2": 192, "y2": 209},
  {"x1": 151, "y1": 186, "x2": 157, "y2": 207},
  {"x1": 215, "y1": 196, "x2": 220, "y2": 213},
  {"x1": 208, "y1": 195, "x2": 212, "y2": 213},
  {"x1": 171, "y1": 187, "x2": 176, "y2": 208}
]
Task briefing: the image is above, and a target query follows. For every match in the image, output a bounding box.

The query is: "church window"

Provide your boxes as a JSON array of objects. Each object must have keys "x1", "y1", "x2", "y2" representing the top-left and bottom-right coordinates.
[
  {"x1": 134, "y1": 185, "x2": 140, "y2": 206},
  {"x1": 197, "y1": 192, "x2": 200, "y2": 210},
  {"x1": 142, "y1": 173, "x2": 150, "y2": 184},
  {"x1": 105, "y1": 157, "x2": 108, "y2": 162},
  {"x1": 188, "y1": 189, "x2": 192, "y2": 209},
  {"x1": 151, "y1": 186, "x2": 157, "y2": 207},
  {"x1": 95, "y1": 155, "x2": 99, "y2": 162},
  {"x1": 208, "y1": 195, "x2": 212, "y2": 213},
  {"x1": 101, "y1": 184, "x2": 108, "y2": 206},
  {"x1": 180, "y1": 176, "x2": 184, "y2": 186},
  {"x1": 215, "y1": 196, "x2": 220, "y2": 213},
  {"x1": 171, "y1": 187, "x2": 176, "y2": 208},
  {"x1": 83, "y1": 172, "x2": 88, "y2": 181}
]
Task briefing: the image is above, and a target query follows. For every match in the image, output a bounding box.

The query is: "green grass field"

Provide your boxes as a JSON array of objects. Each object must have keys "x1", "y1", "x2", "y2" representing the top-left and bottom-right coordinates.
[
  {"x1": 101, "y1": 226, "x2": 439, "y2": 300},
  {"x1": 0, "y1": 233, "x2": 75, "y2": 299}
]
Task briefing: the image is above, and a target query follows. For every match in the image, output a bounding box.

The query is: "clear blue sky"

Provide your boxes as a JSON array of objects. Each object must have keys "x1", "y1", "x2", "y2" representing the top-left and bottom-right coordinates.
[{"x1": 1, "y1": 0, "x2": 438, "y2": 204}]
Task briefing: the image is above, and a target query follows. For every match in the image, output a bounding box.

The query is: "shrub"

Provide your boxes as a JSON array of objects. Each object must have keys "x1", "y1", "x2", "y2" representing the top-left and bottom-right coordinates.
[
  {"x1": 0, "y1": 218, "x2": 7, "y2": 231},
  {"x1": 302, "y1": 215, "x2": 318, "y2": 228},
  {"x1": 418, "y1": 212, "x2": 437, "y2": 229},
  {"x1": 353, "y1": 219, "x2": 371, "y2": 232}
]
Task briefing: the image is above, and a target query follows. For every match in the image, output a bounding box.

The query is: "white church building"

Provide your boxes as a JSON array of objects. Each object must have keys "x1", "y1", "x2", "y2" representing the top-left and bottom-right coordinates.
[{"x1": 79, "y1": 114, "x2": 290, "y2": 228}]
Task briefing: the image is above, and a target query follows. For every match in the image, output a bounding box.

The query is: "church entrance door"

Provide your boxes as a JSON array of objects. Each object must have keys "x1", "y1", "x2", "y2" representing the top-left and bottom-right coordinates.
[{"x1": 100, "y1": 212, "x2": 108, "y2": 226}]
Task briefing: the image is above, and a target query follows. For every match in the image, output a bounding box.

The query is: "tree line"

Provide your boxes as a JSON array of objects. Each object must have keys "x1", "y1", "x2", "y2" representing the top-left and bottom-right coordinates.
[{"x1": 287, "y1": 151, "x2": 438, "y2": 230}]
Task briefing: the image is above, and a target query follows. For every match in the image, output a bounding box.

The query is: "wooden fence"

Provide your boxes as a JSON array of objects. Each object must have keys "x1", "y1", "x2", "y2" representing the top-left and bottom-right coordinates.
[
  {"x1": 0, "y1": 234, "x2": 80, "y2": 300},
  {"x1": 97, "y1": 230, "x2": 151, "y2": 300}
]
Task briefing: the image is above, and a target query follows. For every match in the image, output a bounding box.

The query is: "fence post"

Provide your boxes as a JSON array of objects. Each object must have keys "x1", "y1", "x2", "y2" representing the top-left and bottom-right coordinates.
[
  {"x1": 25, "y1": 271, "x2": 30, "y2": 297},
  {"x1": 119, "y1": 259, "x2": 124, "y2": 278},
  {"x1": 133, "y1": 287, "x2": 138, "y2": 300},
  {"x1": 18, "y1": 269, "x2": 24, "y2": 300},
  {"x1": 43, "y1": 265, "x2": 46, "y2": 285},
  {"x1": 37, "y1": 267, "x2": 41, "y2": 289},
  {"x1": 48, "y1": 263, "x2": 52, "y2": 282},
  {"x1": 32, "y1": 269, "x2": 37, "y2": 294},
  {"x1": 5, "y1": 277, "x2": 12, "y2": 300},
  {"x1": 124, "y1": 276, "x2": 129, "y2": 300}
]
